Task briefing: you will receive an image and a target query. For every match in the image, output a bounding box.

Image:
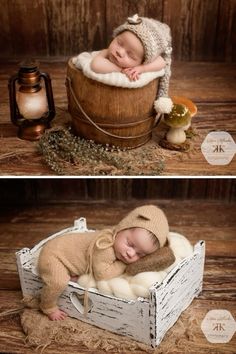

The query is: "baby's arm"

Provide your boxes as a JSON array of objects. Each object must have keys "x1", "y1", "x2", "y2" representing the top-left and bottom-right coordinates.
[
  {"x1": 92, "y1": 245, "x2": 126, "y2": 281},
  {"x1": 90, "y1": 49, "x2": 122, "y2": 74},
  {"x1": 123, "y1": 55, "x2": 166, "y2": 81},
  {"x1": 142, "y1": 55, "x2": 166, "y2": 73},
  {"x1": 93, "y1": 259, "x2": 127, "y2": 281}
]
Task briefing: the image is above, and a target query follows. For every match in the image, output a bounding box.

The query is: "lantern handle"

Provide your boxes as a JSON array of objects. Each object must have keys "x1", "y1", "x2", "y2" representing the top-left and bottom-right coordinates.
[
  {"x1": 40, "y1": 72, "x2": 55, "y2": 121},
  {"x1": 8, "y1": 74, "x2": 20, "y2": 125}
]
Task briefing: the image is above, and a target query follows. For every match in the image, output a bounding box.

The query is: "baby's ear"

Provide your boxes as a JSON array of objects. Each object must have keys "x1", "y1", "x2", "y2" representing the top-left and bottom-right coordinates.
[{"x1": 125, "y1": 245, "x2": 175, "y2": 276}]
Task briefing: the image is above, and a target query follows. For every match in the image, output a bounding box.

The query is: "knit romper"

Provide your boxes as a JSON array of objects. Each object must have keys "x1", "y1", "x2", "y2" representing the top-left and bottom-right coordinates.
[{"x1": 38, "y1": 230, "x2": 126, "y2": 315}]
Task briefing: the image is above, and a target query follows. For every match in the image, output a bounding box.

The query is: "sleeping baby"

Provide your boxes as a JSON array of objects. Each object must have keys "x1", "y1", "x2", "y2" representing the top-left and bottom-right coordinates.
[
  {"x1": 38, "y1": 205, "x2": 175, "y2": 320},
  {"x1": 90, "y1": 14, "x2": 173, "y2": 113}
]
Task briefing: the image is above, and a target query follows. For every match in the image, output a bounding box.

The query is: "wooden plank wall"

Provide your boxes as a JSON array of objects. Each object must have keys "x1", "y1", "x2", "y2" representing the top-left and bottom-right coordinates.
[
  {"x1": 0, "y1": 0, "x2": 235, "y2": 61},
  {"x1": 0, "y1": 179, "x2": 235, "y2": 205}
]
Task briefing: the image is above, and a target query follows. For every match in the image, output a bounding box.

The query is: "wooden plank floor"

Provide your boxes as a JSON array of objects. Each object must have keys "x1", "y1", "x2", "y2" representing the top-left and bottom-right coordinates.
[
  {"x1": 0, "y1": 60, "x2": 235, "y2": 175},
  {"x1": 0, "y1": 200, "x2": 235, "y2": 353}
]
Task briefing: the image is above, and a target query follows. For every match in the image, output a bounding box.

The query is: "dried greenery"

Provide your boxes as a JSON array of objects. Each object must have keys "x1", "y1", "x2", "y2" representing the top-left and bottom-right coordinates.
[
  {"x1": 38, "y1": 127, "x2": 165, "y2": 176},
  {"x1": 185, "y1": 126, "x2": 198, "y2": 139}
]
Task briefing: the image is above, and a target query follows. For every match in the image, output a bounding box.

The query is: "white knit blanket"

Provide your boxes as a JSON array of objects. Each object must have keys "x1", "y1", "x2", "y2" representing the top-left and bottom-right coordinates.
[
  {"x1": 72, "y1": 51, "x2": 165, "y2": 88},
  {"x1": 77, "y1": 232, "x2": 194, "y2": 300}
]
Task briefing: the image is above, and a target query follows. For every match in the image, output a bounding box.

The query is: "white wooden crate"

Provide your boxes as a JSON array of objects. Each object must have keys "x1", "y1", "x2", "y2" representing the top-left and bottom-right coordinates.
[{"x1": 16, "y1": 217, "x2": 205, "y2": 347}]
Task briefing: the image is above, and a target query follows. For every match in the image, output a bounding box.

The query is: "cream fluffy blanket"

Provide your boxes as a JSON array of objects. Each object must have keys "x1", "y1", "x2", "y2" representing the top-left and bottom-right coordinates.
[
  {"x1": 72, "y1": 51, "x2": 165, "y2": 88},
  {"x1": 77, "y1": 232, "x2": 193, "y2": 300}
]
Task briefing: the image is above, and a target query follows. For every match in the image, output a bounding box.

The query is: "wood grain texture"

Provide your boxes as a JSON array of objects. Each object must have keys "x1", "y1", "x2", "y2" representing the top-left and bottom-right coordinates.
[
  {"x1": 46, "y1": 0, "x2": 106, "y2": 56},
  {"x1": 0, "y1": 179, "x2": 235, "y2": 204},
  {"x1": 163, "y1": 0, "x2": 220, "y2": 61},
  {"x1": 0, "y1": 0, "x2": 235, "y2": 61},
  {"x1": 67, "y1": 59, "x2": 159, "y2": 148},
  {"x1": 0, "y1": 199, "x2": 235, "y2": 279},
  {"x1": 217, "y1": 0, "x2": 236, "y2": 62},
  {"x1": 0, "y1": 200, "x2": 235, "y2": 353},
  {"x1": 5, "y1": 0, "x2": 48, "y2": 57},
  {"x1": 0, "y1": 61, "x2": 235, "y2": 176}
]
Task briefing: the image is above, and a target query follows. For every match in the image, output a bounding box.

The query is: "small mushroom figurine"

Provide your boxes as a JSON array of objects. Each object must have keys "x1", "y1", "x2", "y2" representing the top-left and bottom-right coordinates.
[
  {"x1": 163, "y1": 96, "x2": 197, "y2": 145},
  {"x1": 164, "y1": 103, "x2": 191, "y2": 144}
]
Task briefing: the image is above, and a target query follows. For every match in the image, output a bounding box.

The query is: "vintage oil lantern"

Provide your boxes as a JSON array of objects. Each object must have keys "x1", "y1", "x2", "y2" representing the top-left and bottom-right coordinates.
[{"x1": 8, "y1": 59, "x2": 55, "y2": 141}]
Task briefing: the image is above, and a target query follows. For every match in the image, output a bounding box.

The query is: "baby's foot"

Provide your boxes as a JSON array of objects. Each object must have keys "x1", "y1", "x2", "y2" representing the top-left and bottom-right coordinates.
[{"x1": 48, "y1": 309, "x2": 67, "y2": 321}]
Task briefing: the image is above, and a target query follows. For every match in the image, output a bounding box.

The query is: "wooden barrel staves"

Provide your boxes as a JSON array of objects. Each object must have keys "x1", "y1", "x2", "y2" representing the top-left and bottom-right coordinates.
[{"x1": 66, "y1": 58, "x2": 160, "y2": 148}]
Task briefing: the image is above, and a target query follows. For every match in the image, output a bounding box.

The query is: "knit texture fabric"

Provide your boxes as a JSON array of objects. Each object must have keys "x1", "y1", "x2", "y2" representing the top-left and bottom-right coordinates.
[
  {"x1": 38, "y1": 230, "x2": 126, "y2": 315},
  {"x1": 125, "y1": 242, "x2": 175, "y2": 275},
  {"x1": 113, "y1": 14, "x2": 173, "y2": 113},
  {"x1": 114, "y1": 205, "x2": 169, "y2": 248}
]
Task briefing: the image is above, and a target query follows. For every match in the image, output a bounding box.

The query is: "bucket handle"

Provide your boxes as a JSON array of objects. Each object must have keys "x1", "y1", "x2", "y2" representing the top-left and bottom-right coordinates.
[{"x1": 66, "y1": 76, "x2": 161, "y2": 141}]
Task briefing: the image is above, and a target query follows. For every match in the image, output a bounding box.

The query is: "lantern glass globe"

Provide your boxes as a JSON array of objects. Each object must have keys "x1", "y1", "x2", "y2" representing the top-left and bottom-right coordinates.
[{"x1": 16, "y1": 87, "x2": 48, "y2": 119}]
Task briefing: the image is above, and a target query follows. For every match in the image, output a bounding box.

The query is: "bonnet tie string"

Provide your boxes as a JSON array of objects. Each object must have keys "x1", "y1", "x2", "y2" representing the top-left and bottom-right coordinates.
[{"x1": 83, "y1": 229, "x2": 114, "y2": 317}]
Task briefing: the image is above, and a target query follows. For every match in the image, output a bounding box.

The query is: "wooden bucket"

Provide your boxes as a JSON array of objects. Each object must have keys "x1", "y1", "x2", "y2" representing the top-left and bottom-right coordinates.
[{"x1": 66, "y1": 58, "x2": 160, "y2": 148}]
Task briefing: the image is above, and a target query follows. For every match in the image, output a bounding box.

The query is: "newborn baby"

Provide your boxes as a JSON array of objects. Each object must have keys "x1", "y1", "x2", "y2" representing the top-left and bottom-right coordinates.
[
  {"x1": 90, "y1": 14, "x2": 173, "y2": 113},
  {"x1": 91, "y1": 29, "x2": 165, "y2": 81},
  {"x1": 37, "y1": 205, "x2": 171, "y2": 320}
]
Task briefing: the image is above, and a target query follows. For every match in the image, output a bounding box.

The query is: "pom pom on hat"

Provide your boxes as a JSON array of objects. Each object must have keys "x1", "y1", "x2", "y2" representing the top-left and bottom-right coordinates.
[{"x1": 154, "y1": 97, "x2": 173, "y2": 114}]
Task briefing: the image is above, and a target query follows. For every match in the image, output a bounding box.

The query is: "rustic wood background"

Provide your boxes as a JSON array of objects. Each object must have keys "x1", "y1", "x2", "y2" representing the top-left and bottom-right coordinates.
[
  {"x1": 0, "y1": 178, "x2": 236, "y2": 204},
  {"x1": 0, "y1": 0, "x2": 235, "y2": 61},
  {"x1": 0, "y1": 60, "x2": 236, "y2": 176},
  {"x1": 0, "y1": 195, "x2": 235, "y2": 353}
]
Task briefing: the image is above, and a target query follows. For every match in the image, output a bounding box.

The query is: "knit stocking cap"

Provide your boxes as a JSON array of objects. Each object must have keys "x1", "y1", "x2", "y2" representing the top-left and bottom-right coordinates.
[
  {"x1": 113, "y1": 14, "x2": 173, "y2": 114},
  {"x1": 114, "y1": 205, "x2": 169, "y2": 247}
]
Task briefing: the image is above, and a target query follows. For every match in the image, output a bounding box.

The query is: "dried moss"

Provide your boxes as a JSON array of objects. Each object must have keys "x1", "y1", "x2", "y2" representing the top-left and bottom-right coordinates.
[{"x1": 38, "y1": 128, "x2": 165, "y2": 176}]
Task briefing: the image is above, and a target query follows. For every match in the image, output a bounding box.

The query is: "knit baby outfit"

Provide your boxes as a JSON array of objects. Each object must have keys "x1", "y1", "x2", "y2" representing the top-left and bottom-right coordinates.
[
  {"x1": 38, "y1": 230, "x2": 126, "y2": 315},
  {"x1": 38, "y1": 204, "x2": 169, "y2": 315},
  {"x1": 113, "y1": 14, "x2": 173, "y2": 114}
]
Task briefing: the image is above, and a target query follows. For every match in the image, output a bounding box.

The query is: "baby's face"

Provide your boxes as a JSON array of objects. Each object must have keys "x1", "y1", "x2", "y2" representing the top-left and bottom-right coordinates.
[
  {"x1": 114, "y1": 227, "x2": 158, "y2": 264},
  {"x1": 107, "y1": 31, "x2": 144, "y2": 68}
]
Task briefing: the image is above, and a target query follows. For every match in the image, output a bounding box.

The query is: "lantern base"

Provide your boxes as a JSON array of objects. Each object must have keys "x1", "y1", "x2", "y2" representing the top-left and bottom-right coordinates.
[{"x1": 18, "y1": 123, "x2": 49, "y2": 141}]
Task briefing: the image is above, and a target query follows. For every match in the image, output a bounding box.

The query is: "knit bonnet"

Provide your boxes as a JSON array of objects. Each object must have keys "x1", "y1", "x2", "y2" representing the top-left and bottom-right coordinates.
[
  {"x1": 113, "y1": 14, "x2": 173, "y2": 114},
  {"x1": 114, "y1": 205, "x2": 169, "y2": 247}
]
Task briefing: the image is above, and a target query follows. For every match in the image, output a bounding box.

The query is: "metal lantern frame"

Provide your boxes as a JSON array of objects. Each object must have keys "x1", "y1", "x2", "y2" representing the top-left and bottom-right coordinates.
[{"x1": 8, "y1": 60, "x2": 55, "y2": 140}]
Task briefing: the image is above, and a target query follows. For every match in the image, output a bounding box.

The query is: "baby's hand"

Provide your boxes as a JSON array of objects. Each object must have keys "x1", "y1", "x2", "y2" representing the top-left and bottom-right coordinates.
[{"x1": 122, "y1": 66, "x2": 144, "y2": 81}]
